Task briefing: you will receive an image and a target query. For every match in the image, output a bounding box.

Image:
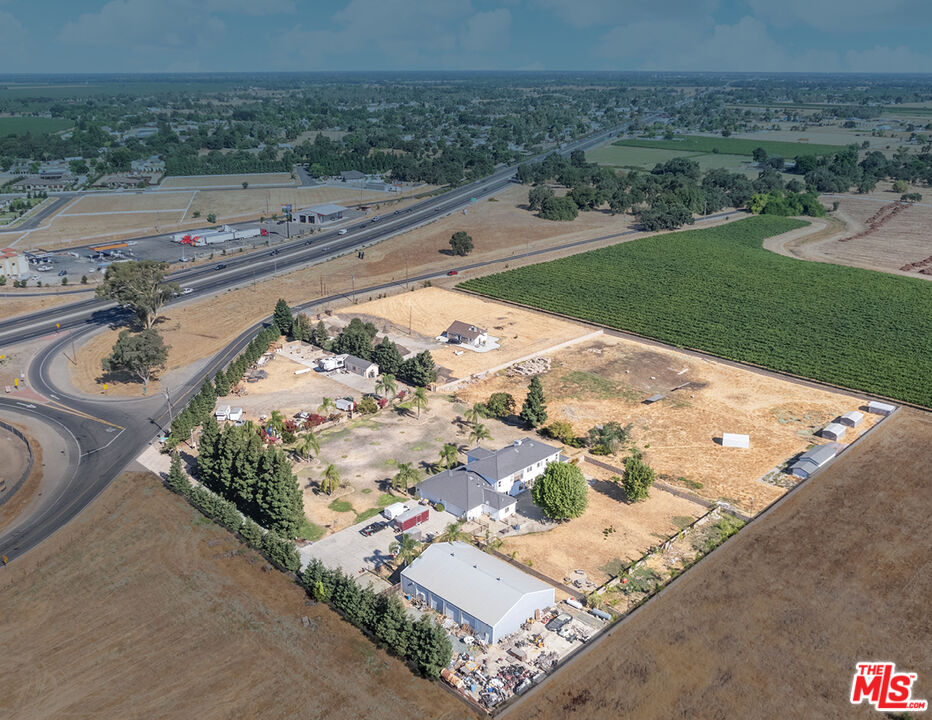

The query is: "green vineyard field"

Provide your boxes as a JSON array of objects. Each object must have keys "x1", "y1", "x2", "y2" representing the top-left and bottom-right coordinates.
[{"x1": 460, "y1": 216, "x2": 932, "y2": 408}]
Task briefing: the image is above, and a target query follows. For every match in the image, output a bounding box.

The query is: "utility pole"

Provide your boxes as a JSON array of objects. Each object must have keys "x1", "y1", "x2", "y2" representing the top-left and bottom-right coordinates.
[
  {"x1": 164, "y1": 386, "x2": 174, "y2": 425},
  {"x1": 352, "y1": 274, "x2": 355, "y2": 303}
]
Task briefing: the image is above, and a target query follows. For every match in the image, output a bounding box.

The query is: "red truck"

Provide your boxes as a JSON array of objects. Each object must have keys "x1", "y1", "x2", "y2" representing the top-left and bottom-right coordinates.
[{"x1": 393, "y1": 506, "x2": 428, "y2": 532}]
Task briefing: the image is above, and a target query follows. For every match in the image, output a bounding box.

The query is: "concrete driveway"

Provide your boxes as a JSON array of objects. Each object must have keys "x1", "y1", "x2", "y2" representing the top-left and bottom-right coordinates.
[{"x1": 301, "y1": 503, "x2": 458, "y2": 573}]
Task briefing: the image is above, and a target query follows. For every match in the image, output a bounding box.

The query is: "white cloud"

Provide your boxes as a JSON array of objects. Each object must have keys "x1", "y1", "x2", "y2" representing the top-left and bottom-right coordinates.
[
  {"x1": 0, "y1": 10, "x2": 26, "y2": 61},
  {"x1": 595, "y1": 15, "x2": 839, "y2": 72},
  {"x1": 461, "y1": 8, "x2": 511, "y2": 53},
  {"x1": 845, "y1": 45, "x2": 932, "y2": 73},
  {"x1": 747, "y1": 0, "x2": 932, "y2": 32},
  {"x1": 531, "y1": 0, "x2": 718, "y2": 30}
]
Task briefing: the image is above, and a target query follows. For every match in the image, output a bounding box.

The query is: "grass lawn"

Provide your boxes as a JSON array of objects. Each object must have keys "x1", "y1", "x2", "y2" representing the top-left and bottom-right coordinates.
[
  {"x1": 460, "y1": 215, "x2": 932, "y2": 407},
  {"x1": 613, "y1": 135, "x2": 842, "y2": 158},
  {"x1": 297, "y1": 516, "x2": 326, "y2": 541},
  {"x1": 0, "y1": 116, "x2": 73, "y2": 136}
]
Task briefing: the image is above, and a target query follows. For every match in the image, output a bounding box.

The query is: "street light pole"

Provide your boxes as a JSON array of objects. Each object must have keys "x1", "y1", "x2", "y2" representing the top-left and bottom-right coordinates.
[{"x1": 164, "y1": 385, "x2": 174, "y2": 425}]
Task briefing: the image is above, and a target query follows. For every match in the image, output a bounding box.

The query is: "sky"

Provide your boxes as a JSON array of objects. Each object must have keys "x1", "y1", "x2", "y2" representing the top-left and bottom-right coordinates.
[{"x1": 2, "y1": 0, "x2": 932, "y2": 74}]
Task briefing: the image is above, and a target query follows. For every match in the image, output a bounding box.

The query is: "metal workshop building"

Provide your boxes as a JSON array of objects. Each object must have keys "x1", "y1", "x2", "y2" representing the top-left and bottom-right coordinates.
[
  {"x1": 295, "y1": 203, "x2": 346, "y2": 225},
  {"x1": 401, "y1": 541, "x2": 554, "y2": 643}
]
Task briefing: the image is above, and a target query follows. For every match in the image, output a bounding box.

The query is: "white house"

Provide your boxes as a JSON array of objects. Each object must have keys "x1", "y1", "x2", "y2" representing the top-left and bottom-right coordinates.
[
  {"x1": 444, "y1": 320, "x2": 489, "y2": 348},
  {"x1": 415, "y1": 438, "x2": 561, "y2": 522},
  {"x1": 401, "y1": 541, "x2": 555, "y2": 643},
  {"x1": 344, "y1": 354, "x2": 379, "y2": 378}
]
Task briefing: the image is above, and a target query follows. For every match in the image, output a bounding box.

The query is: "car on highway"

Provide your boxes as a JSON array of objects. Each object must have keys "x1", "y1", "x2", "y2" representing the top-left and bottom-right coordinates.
[
  {"x1": 338, "y1": 228, "x2": 347, "y2": 235},
  {"x1": 447, "y1": 270, "x2": 459, "y2": 276},
  {"x1": 215, "y1": 263, "x2": 227, "y2": 269},
  {"x1": 371, "y1": 215, "x2": 381, "y2": 222},
  {"x1": 545, "y1": 613, "x2": 573, "y2": 632},
  {"x1": 393, "y1": 210, "x2": 401, "y2": 215},
  {"x1": 270, "y1": 249, "x2": 280, "y2": 256},
  {"x1": 359, "y1": 521, "x2": 387, "y2": 537},
  {"x1": 305, "y1": 239, "x2": 314, "y2": 245},
  {"x1": 181, "y1": 287, "x2": 194, "y2": 295},
  {"x1": 58, "y1": 270, "x2": 67, "y2": 276},
  {"x1": 434, "y1": 207, "x2": 441, "y2": 212}
]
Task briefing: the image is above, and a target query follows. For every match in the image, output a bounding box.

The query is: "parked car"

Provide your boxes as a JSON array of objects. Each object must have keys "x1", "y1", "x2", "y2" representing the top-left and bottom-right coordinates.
[
  {"x1": 545, "y1": 613, "x2": 573, "y2": 632},
  {"x1": 446, "y1": 270, "x2": 458, "y2": 276},
  {"x1": 359, "y1": 521, "x2": 386, "y2": 537},
  {"x1": 295, "y1": 411, "x2": 310, "y2": 420}
]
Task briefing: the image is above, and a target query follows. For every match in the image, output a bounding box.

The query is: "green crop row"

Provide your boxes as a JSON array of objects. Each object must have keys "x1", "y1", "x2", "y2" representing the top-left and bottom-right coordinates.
[
  {"x1": 460, "y1": 216, "x2": 932, "y2": 408},
  {"x1": 613, "y1": 135, "x2": 843, "y2": 158}
]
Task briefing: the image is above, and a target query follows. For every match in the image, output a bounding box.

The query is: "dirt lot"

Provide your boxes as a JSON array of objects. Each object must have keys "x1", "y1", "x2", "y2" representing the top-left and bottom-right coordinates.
[
  {"x1": 499, "y1": 475, "x2": 705, "y2": 587},
  {"x1": 504, "y1": 409, "x2": 932, "y2": 720},
  {"x1": 160, "y1": 172, "x2": 296, "y2": 188},
  {"x1": 770, "y1": 184, "x2": 932, "y2": 278},
  {"x1": 456, "y1": 334, "x2": 878, "y2": 513},
  {"x1": 0, "y1": 471, "x2": 476, "y2": 720},
  {"x1": 67, "y1": 191, "x2": 196, "y2": 213},
  {"x1": 0, "y1": 289, "x2": 94, "y2": 321},
  {"x1": 337, "y1": 287, "x2": 595, "y2": 381}
]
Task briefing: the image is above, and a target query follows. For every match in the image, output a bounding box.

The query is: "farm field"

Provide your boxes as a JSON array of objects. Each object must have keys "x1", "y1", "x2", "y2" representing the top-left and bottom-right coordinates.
[
  {"x1": 0, "y1": 116, "x2": 72, "y2": 135},
  {"x1": 586, "y1": 143, "x2": 754, "y2": 174},
  {"x1": 781, "y1": 190, "x2": 932, "y2": 278},
  {"x1": 0, "y1": 471, "x2": 473, "y2": 720},
  {"x1": 337, "y1": 287, "x2": 596, "y2": 381},
  {"x1": 504, "y1": 409, "x2": 932, "y2": 720},
  {"x1": 460, "y1": 216, "x2": 932, "y2": 407},
  {"x1": 613, "y1": 134, "x2": 843, "y2": 157},
  {"x1": 455, "y1": 333, "x2": 876, "y2": 513}
]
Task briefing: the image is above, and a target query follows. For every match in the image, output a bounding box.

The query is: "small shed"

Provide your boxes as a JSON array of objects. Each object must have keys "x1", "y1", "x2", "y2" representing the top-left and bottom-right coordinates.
[
  {"x1": 643, "y1": 393, "x2": 666, "y2": 404},
  {"x1": 867, "y1": 401, "x2": 896, "y2": 416},
  {"x1": 721, "y1": 433, "x2": 750, "y2": 449},
  {"x1": 394, "y1": 506, "x2": 429, "y2": 532},
  {"x1": 335, "y1": 398, "x2": 355, "y2": 412},
  {"x1": 821, "y1": 423, "x2": 847, "y2": 441},
  {"x1": 838, "y1": 410, "x2": 864, "y2": 428},
  {"x1": 344, "y1": 354, "x2": 379, "y2": 379}
]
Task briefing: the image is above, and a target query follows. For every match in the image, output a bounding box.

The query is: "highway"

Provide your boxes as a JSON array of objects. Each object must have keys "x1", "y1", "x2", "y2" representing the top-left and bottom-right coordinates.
[
  {"x1": 0, "y1": 124, "x2": 626, "y2": 562},
  {"x1": 0, "y1": 124, "x2": 622, "y2": 348}
]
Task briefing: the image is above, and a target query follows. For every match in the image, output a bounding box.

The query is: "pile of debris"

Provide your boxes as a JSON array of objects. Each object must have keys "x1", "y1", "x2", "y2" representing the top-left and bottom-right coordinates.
[{"x1": 507, "y1": 356, "x2": 551, "y2": 377}]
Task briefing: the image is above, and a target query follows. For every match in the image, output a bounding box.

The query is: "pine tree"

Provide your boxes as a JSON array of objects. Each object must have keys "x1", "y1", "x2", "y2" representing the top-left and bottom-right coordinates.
[
  {"x1": 371, "y1": 337, "x2": 403, "y2": 375},
  {"x1": 167, "y1": 451, "x2": 190, "y2": 495},
  {"x1": 273, "y1": 298, "x2": 293, "y2": 335},
  {"x1": 520, "y1": 375, "x2": 548, "y2": 428},
  {"x1": 255, "y1": 447, "x2": 302, "y2": 538},
  {"x1": 196, "y1": 415, "x2": 221, "y2": 488},
  {"x1": 214, "y1": 369, "x2": 230, "y2": 397}
]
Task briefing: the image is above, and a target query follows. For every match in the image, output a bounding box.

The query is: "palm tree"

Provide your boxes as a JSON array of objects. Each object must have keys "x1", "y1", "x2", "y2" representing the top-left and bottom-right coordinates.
[
  {"x1": 268, "y1": 409, "x2": 285, "y2": 432},
  {"x1": 483, "y1": 529, "x2": 504, "y2": 551},
  {"x1": 464, "y1": 402, "x2": 486, "y2": 425},
  {"x1": 320, "y1": 463, "x2": 341, "y2": 495},
  {"x1": 438, "y1": 520, "x2": 468, "y2": 544},
  {"x1": 437, "y1": 442, "x2": 459, "y2": 471},
  {"x1": 318, "y1": 397, "x2": 336, "y2": 415},
  {"x1": 375, "y1": 373, "x2": 397, "y2": 401},
  {"x1": 411, "y1": 386, "x2": 429, "y2": 419},
  {"x1": 389, "y1": 533, "x2": 421, "y2": 568},
  {"x1": 468, "y1": 422, "x2": 492, "y2": 447},
  {"x1": 295, "y1": 430, "x2": 320, "y2": 461},
  {"x1": 392, "y1": 462, "x2": 420, "y2": 492}
]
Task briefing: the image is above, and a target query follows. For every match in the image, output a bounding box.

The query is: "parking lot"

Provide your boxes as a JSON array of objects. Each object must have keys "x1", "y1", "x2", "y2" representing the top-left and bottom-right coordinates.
[{"x1": 300, "y1": 502, "x2": 457, "y2": 576}]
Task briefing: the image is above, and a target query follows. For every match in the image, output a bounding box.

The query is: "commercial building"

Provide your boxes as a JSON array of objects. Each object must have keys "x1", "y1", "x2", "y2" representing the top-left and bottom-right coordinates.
[
  {"x1": 340, "y1": 170, "x2": 366, "y2": 181},
  {"x1": 0, "y1": 247, "x2": 27, "y2": 278},
  {"x1": 295, "y1": 203, "x2": 346, "y2": 225},
  {"x1": 401, "y1": 541, "x2": 554, "y2": 643}
]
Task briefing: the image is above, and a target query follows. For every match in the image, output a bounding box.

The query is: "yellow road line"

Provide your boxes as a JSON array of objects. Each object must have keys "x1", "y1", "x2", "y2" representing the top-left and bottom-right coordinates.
[{"x1": 43, "y1": 399, "x2": 124, "y2": 429}]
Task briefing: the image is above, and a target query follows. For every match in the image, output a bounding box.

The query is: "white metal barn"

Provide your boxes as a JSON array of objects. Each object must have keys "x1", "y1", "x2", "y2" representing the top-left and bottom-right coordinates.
[
  {"x1": 401, "y1": 541, "x2": 554, "y2": 643},
  {"x1": 821, "y1": 423, "x2": 847, "y2": 441},
  {"x1": 721, "y1": 433, "x2": 750, "y2": 448},
  {"x1": 867, "y1": 401, "x2": 896, "y2": 416},
  {"x1": 838, "y1": 410, "x2": 864, "y2": 427}
]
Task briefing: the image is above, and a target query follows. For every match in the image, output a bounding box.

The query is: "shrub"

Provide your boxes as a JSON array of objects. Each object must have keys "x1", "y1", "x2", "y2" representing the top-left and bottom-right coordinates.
[{"x1": 531, "y1": 462, "x2": 588, "y2": 520}]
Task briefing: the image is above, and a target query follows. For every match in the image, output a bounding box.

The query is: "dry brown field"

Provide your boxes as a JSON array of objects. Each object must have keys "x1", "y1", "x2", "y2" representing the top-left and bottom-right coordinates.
[
  {"x1": 504, "y1": 408, "x2": 932, "y2": 720},
  {"x1": 456, "y1": 333, "x2": 878, "y2": 513},
  {"x1": 159, "y1": 172, "x2": 296, "y2": 188},
  {"x1": 337, "y1": 287, "x2": 596, "y2": 380},
  {"x1": 499, "y1": 477, "x2": 705, "y2": 587},
  {"x1": 771, "y1": 185, "x2": 932, "y2": 278},
  {"x1": 66, "y1": 192, "x2": 196, "y2": 213},
  {"x1": 0, "y1": 290, "x2": 93, "y2": 321},
  {"x1": 0, "y1": 471, "x2": 477, "y2": 720}
]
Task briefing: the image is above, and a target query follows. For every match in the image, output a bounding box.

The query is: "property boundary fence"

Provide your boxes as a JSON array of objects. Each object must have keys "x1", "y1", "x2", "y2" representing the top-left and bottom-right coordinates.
[{"x1": 0, "y1": 419, "x2": 34, "y2": 509}]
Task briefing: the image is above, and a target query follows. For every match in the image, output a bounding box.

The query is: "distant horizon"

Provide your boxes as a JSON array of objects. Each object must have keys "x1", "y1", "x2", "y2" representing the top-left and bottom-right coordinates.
[{"x1": 1, "y1": 1, "x2": 931, "y2": 75}]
